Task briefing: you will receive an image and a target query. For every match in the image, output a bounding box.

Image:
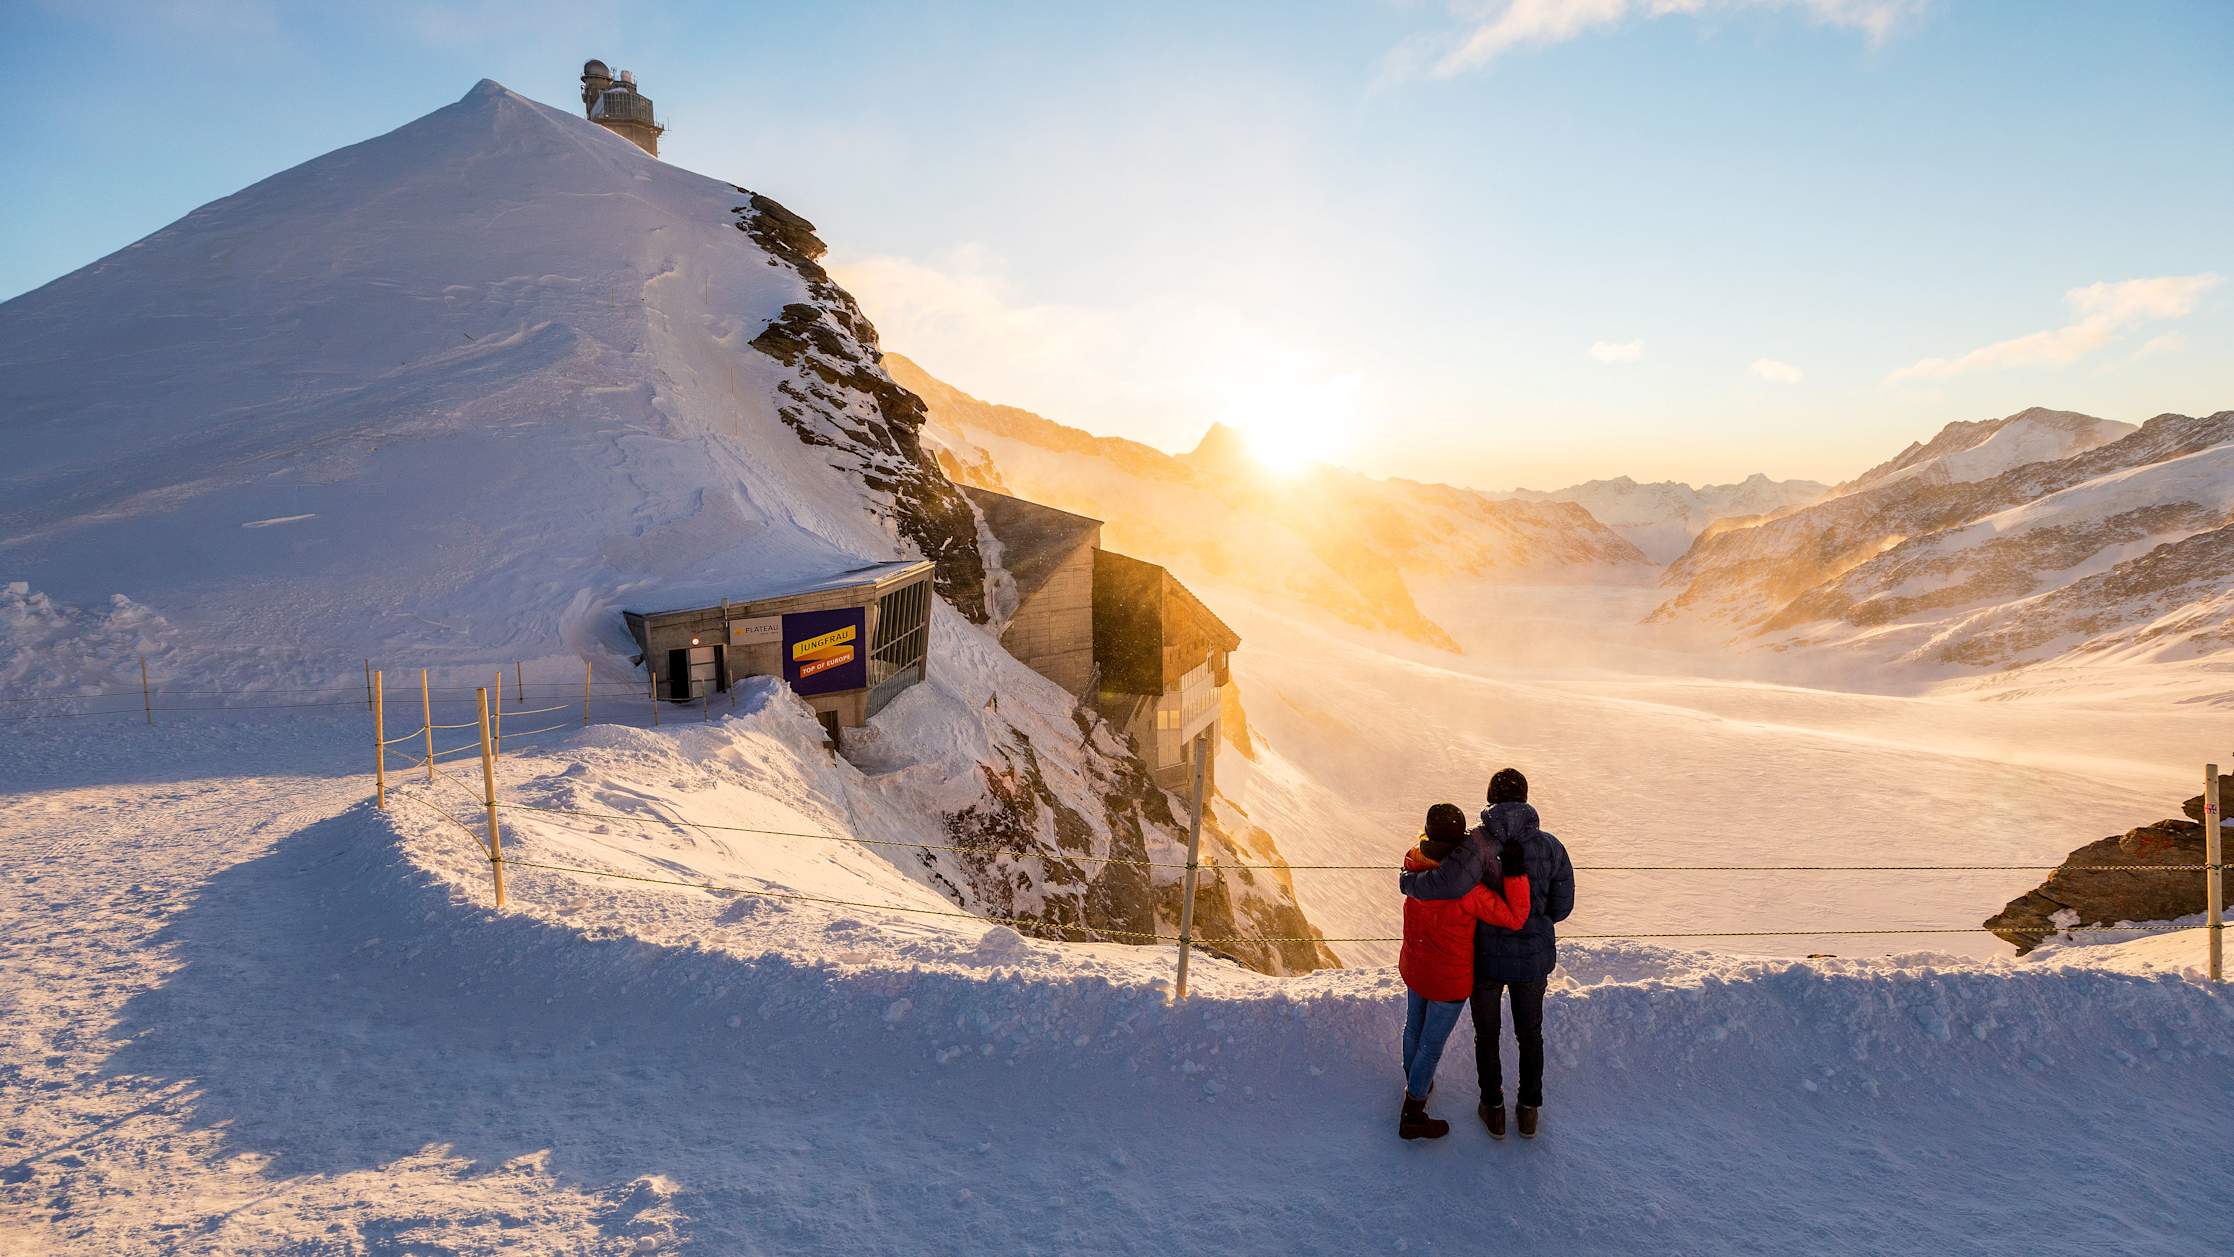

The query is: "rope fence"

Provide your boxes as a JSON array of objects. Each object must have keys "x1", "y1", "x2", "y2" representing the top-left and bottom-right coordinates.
[
  {"x1": 13, "y1": 656, "x2": 2221, "y2": 984},
  {"x1": 353, "y1": 673, "x2": 2226, "y2": 991}
]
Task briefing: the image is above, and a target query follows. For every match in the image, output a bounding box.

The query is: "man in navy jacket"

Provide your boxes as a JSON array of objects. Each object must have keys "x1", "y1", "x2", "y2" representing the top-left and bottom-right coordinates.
[{"x1": 1397, "y1": 767, "x2": 1574, "y2": 1139}]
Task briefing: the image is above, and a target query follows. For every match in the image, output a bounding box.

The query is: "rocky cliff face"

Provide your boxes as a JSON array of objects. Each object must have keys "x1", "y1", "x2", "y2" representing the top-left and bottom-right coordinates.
[
  {"x1": 1985, "y1": 774, "x2": 2232, "y2": 953},
  {"x1": 737, "y1": 195, "x2": 989, "y2": 620}
]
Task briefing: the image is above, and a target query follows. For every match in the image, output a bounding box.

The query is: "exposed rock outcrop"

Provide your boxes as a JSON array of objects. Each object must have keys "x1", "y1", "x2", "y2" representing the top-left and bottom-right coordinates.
[
  {"x1": 736, "y1": 194, "x2": 990, "y2": 620},
  {"x1": 1985, "y1": 774, "x2": 2232, "y2": 953},
  {"x1": 932, "y1": 715, "x2": 1336, "y2": 975}
]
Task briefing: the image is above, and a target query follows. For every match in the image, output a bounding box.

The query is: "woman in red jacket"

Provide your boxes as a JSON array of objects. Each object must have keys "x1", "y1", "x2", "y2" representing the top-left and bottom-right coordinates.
[{"x1": 1398, "y1": 803, "x2": 1530, "y2": 1140}]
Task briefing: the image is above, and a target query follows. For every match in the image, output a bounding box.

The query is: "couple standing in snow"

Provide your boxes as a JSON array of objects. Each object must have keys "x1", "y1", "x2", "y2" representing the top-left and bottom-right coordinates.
[{"x1": 1396, "y1": 767, "x2": 1576, "y2": 1142}]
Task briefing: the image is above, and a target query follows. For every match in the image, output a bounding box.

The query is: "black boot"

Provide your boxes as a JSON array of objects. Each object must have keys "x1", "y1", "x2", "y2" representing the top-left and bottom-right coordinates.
[
  {"x1": 1399, "y1": 1094, "x2": 1450, "y2": 1141},
  {"x1": 1480, "y1": 1097, "x2": 1506, "y2": 1140},
  {"x1": 1517, "y1": 1104, "x2": 1540, "y2": 1139}
]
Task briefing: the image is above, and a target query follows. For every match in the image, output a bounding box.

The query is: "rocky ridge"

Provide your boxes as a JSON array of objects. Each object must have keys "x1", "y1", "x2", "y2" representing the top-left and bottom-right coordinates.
[{"x1": 1652, "y1": 410, "x2": 2234, "y2": 670}]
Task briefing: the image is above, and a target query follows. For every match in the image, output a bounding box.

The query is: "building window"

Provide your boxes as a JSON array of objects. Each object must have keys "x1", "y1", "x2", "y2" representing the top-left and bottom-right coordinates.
[{"x1": 870, "y1": 577, "x2": 931, "y2": 687}]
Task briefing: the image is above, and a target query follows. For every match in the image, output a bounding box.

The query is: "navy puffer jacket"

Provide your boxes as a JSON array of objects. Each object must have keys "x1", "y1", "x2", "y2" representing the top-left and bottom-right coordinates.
[{"x1": 1397, "y1": 802, "x2": 1575, "y2": 984}]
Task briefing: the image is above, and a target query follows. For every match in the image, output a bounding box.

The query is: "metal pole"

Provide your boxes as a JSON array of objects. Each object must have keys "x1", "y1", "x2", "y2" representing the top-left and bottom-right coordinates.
[
  {"x1": 421, "y1": 669, "x2": 435, "y2": 784},
  {"x1": 2207, "y1": 762, "x2": 2223, "y2": 982},
  {"x1": 139, "y1": 655, "x2": 152, "y2": 725},
  {"x1": 1173, "y1": 731, "x2": 1210, "y2": 1002},
  {"x1": 583, "y1": 659, "x2": 592, "y2": 727},
  {"x1": 477, "y1": 688, "x2": 505, "y2": 908},
  {"x1": 372, "y1": 670, "x2": 387, "y2": 809}
]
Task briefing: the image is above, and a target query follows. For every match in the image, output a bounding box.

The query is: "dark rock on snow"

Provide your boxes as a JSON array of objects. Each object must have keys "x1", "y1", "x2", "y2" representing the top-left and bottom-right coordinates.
[{"x1": 1986, "y1": 774, "x2": 2232, "y2": 953}]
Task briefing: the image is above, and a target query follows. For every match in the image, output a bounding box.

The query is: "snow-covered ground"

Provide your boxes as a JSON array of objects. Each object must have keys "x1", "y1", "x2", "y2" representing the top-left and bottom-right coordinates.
[
  {"x1": 6, "y1": 705, "x2": 2231, "y2": 1254},
  {"x1": 1213, "y1": 581, "x2": 2226, "y2": 967}
]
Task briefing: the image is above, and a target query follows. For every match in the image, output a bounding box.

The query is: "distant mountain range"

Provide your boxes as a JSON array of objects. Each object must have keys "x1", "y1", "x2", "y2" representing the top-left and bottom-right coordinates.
[
  {"x1": 1489, "y1": 474, "x2": 1831, "y2": 563},
  {"x1": 885, "y1": 355, "x2": 1651, "y2": 651},
  {"x1": 1651, "y1": 406, "x2": 2234, "y2": 673}
]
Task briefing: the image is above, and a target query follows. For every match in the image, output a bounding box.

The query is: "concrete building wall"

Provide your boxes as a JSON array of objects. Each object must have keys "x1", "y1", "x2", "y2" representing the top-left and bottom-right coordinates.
[{"x1": 999, "y1": 541, "x2": 1096, "y2": 698}]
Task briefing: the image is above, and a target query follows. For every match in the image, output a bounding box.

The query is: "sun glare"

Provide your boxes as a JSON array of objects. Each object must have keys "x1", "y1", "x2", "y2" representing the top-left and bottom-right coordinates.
[{"x1": 1220, "y1": 372, "x2": 1363, "y2": 477}]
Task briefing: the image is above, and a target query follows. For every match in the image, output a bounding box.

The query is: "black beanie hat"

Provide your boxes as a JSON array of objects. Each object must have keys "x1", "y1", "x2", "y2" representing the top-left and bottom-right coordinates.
[
  {"x1": 1424, "y1": 803, "x2": 1468, "y2": 844},
  {"x1": 1487, "y1": 768, "x2": 1529, "y2": 805}
]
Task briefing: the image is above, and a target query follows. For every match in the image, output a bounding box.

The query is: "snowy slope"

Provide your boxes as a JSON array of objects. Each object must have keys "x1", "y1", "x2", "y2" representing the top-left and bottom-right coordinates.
[
  {"x1": 5, "y1": 713, "x2": 2228, "y2": 1254},
  {"x1": 1493, "y1": 473, "x2": 1830, "y2": 563},
  {"x1": 0, "y1": 80, "x2": 982, "y2": 690},
  {"x1": 0, "y1": 81, "x2": 1329, "y2": 972}
]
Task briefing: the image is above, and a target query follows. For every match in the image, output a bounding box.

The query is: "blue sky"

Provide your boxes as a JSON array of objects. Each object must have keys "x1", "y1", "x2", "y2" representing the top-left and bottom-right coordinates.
[{"x1": 5, "y1": 0, "x2": 2229, "y2": 487}]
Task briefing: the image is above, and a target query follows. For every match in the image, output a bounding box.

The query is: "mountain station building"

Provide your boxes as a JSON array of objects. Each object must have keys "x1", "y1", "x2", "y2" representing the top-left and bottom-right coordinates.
[
  {"x1": 623, "y1": 559, "x2": 933, "y2": 739},
  {"x1": 963, "y1": 486, "x2": 1239, "y2": 794}
]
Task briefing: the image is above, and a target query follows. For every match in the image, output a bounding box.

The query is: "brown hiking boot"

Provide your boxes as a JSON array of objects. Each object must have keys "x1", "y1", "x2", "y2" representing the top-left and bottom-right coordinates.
[
  {"x1": 1399, "y1": 1094, "x2": 1450, "y2": 1141},
  {"x1": 1517, "y1": 1105, "x2": 1540, "y2": 1139},
  {"x1": 1479, "y1": 1099, "x2": 1506, "y2": 1140}
]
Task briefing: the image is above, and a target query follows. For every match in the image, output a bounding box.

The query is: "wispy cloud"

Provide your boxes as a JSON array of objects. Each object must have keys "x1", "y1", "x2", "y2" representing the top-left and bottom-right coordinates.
[
  {"x1": 1887, "y1": 274, "x2": 2220, "y2": 384},
  {"x1": 1748, "y1": 357, "x2": 1805, "y2": 383},
  {"x1": 1421, "y1": 0, "x2": 1933, "y2": 77},
  {"x1": 1588, "y1": 339, "x2": 1644, "y2": 364}
]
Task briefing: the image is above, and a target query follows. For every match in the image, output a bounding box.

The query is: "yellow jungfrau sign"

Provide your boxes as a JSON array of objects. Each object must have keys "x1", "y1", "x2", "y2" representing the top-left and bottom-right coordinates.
[{"x1": 791, "y1": 624, "x2": 857, "y2": 661}]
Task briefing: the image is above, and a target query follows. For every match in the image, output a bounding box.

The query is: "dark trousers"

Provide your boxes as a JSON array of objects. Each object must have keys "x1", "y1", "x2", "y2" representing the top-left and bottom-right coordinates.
[{"x1": 1472, "y1": 978, "x2": 1548, "y2": 1107}]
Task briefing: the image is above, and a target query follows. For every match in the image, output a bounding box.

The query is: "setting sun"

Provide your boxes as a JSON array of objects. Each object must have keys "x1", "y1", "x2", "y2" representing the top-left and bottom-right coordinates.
[{"x1": 1220, "y1": 370, "x2": 1364, "y2": 476}]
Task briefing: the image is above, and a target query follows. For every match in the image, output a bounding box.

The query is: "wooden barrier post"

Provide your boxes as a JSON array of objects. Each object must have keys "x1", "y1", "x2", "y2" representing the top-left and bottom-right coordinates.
[
  {"x1": 420, "y1": 669, "x2": 435, "y2": 784},
  {"x1": 650, "y1": 672, "x2": 660, "y2": 726},
  {"x1": 1172, "y1": 730, "x2": 1210, "y2": 1002},
  {"x1": 515, "y1": 660, "x2": 524, "y2": 704},
  {"x1": 477, "y1": 687, "x2": 506, "y2": 908},
  {"x1": 364, "y1": 659, "x2": 373, "y2": 711},
  {"x1": 372, "y1": 670, "x2": 387, "y2": 809},
  {"x1": 139, "y1": 655, "x2": 153, "y2": 725},
  {"x1": 492, "y1": 670, "x2": 504, "y2": 760},
  {"x1": 2207, "y1": 762, "x2": 2223, "y2": 982},
  {"x1": 703, "y1": 686, "x2": 711, "y2": 722},
  {"x1": 583, "y1": 660, "x2": 592, "y2": 727}
]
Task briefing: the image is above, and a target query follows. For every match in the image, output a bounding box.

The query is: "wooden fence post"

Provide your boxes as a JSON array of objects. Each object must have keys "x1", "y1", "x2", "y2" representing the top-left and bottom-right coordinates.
[
  {"x1": 421, "y1": 669, "x2": 435, "y2": 784},
  {"x1": 364, "y1": 659, "x2": 373, "y2": 711},
  {"x1": 1172, "y1": 731, "x2": 1209, "y2": 1002},
  {"x1": 477, "y1": 687, "x2": 506, "y2": 909},
  {"x1": 515, "y1": 660, "x2": 524, "y2": 704},
  {"x1": 372, "y1": 670, "x2": 387, "y2": 809},
  {"x1": 492, "y1": 670, "x2": 504, "y2": 760},
  {"x1": 583, "y1": 660, "x2": 592, "y2": 727},
  {"x1": 2207, "y1": 762, "x2": 2223, "y2": 982},
  {"x1": 650, "y1": 672, "x2": 660, "y2": 726},
  {"x1": 139, "y1": 655, "x2": 153, "y2": 726}
]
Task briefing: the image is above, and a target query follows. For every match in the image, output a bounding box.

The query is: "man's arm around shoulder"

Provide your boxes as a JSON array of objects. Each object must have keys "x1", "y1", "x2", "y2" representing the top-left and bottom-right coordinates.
[{"x1": 1399, "y1": 833, "x2": 1485, "y2": 901}]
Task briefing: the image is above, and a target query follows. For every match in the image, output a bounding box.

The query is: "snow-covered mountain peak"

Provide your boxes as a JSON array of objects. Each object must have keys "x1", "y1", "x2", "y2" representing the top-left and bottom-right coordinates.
[{"x1": 1841, "y1": 406, "x2": 2134, "y2": 494}]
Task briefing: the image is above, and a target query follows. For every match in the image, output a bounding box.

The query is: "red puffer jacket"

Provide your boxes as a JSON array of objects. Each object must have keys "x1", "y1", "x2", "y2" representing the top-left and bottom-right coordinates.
[{"x1": 1399, "y1": 842, "x2": 1531, "y2": 1002}]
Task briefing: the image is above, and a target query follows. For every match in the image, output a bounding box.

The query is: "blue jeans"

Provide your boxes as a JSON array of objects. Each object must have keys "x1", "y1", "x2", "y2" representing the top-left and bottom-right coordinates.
[{"x1": 1402, "y1": 992, "x2": 1468, "y2": 1100}]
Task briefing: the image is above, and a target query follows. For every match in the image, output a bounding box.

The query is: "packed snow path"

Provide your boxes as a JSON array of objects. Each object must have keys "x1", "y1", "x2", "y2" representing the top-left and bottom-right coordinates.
[{"x1": 4, "y1": 717, "x2": 2230, "y2": 1254}]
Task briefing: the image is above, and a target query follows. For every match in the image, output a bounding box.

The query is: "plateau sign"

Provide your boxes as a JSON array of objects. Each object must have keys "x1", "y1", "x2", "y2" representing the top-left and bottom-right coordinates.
[{"x1": 783, "y1": 607, "x2": 867, "y2": 696}]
